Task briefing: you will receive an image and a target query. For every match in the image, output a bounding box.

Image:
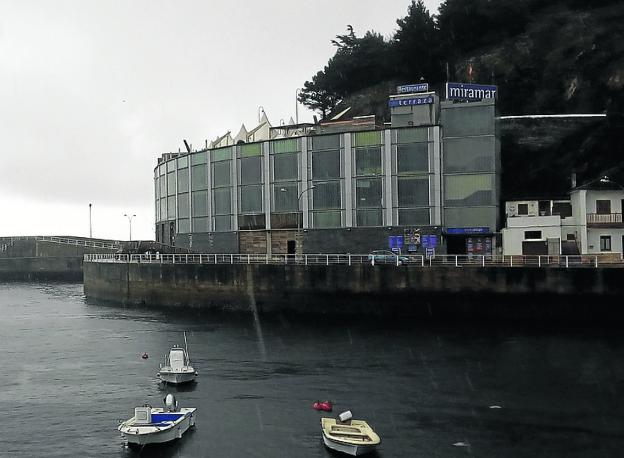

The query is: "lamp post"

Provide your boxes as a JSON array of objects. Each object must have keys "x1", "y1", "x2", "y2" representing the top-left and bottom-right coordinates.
[
  {"x1": 295, "y1": 88, "x2": 301, "y2": 125},
  {"x1": 296, "y1": 186, "x2": 314, "y2": 255},
  {"x1": 88, "y1": 203, "x2": 92, "y2": 238},
  {"x1": 123, "y1": 214, "x2": 136, "y2": 241}
]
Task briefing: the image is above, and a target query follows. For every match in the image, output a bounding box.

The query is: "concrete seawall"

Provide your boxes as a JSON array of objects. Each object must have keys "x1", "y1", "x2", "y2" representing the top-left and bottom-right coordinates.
[
  {"x1": 84, "y1": 262, "x2": 624, "y2": 321},
  {"x1": 0, "y1": 257, "x2": 83, "y2": 281}
]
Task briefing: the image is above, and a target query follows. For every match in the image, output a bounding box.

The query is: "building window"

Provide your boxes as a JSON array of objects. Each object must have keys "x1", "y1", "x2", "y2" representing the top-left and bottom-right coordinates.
[
  {"x1": 517, "y1": 203, "x2": 529, "y2": 215},
  {"x1": 524, "y1": 231, "x2": 542, "y2": 240},
  {"x1": 596, "y1": 200, "x2": 611, "y2": 214},
  {"x1": 600, "y1": 235, "x2": 612, "y2": 252}
]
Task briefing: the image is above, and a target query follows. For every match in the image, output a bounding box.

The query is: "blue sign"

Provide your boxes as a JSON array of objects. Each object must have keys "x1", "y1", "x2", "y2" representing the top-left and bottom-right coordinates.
[
  {"x1": 388, "y1": 236, "x2": 404, "y2": 250},
  {"x1": 446, "y1": 82, "x2": 498, "y2": 101},
  {"x1": 389, "y1": 95, "x2": 434, "y2": 108},
  {"x1": 421, "y1": 235, "x2": 438, "y2": 248},
  {"x1": 397, "y1": 83, "x2": 429, "y2": 94},
  {"x1": 446, "y1": 227, "x2": 490, "y2": 235}
]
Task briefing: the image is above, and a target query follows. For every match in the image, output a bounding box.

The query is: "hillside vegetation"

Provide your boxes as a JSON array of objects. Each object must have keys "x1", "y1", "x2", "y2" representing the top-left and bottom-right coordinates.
[{"x1": 299, "y1": 0, "x2": 624, "y2": 197}]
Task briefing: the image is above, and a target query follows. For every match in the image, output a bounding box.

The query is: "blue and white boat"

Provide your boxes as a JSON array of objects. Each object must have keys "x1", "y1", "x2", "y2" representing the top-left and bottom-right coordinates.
[{"x1": 119, "y1": 394, "x2": 196, "y2": 447}]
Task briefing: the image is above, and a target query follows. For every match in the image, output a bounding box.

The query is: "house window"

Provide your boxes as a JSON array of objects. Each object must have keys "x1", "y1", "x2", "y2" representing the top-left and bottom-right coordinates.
[
  {"x1": 524, "y1": 230, "x2": 542, "y2": 240},
  {"x1": 517, "y1": 203, "x2": 529, "y2": 215},
  {"x1": 566, "y1": 233, "x2": 576, "y2": 241},
  {"x1": 596, "y1": 200, "x2": 611, "y2": 214},
  {"x1": 600, "y1": 235, "x2": 612, "y2": 252}
]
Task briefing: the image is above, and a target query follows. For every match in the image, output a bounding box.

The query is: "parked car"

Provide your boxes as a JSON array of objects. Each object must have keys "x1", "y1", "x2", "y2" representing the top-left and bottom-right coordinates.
[{"x1": 367, "y1": 250, "x2": 409, "y2": 265}]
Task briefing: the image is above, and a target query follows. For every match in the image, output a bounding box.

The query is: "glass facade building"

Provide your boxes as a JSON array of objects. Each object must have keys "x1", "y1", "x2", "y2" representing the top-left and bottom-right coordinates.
[{"x1": 154, "y1": 98, "x2": 499, "y2": 254}]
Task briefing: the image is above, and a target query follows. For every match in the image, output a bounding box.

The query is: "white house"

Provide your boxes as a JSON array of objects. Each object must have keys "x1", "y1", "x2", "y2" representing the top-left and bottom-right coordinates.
[
  {"x1": 570, "y1": 176, "x2": 624, "y2": 255},
  {"x1": 502, "y1": 200, "x2": 573, "y2": 255},
  {"x1": 502, "y1": 177, "x2": 624, "y2": 256}
]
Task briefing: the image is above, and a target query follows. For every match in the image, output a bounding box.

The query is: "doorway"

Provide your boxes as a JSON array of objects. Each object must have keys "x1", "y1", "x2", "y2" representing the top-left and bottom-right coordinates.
[{"x1": 287, "y1": 240, "x2": 296, "y2": 255}]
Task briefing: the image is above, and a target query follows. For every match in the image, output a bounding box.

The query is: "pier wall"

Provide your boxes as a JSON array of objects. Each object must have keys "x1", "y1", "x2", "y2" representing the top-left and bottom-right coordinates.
[
  {"x1": 84, "y1": 262, "x2": 624, "y2": 320},
  {"x1": 0, "y1": 257, "x2": 83, "y2": 281}
]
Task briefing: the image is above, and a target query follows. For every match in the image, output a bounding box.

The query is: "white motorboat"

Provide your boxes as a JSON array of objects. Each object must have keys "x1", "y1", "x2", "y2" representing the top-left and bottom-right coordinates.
[
  {"x1": 158, "y1": 332, "x2": 198, "y2": 385},
  {"x1": 321, "y1": 411, "x2": 381, "y2": 456},
  {"x1": 119, "y1": 394, "x2": 196, "y2": 447}
]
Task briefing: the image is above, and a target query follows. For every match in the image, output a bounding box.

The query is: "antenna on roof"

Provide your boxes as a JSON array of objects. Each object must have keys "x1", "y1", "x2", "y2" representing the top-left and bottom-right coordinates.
[{"x1": 183, "y1": 140, "x2": 191, "y2": 153}]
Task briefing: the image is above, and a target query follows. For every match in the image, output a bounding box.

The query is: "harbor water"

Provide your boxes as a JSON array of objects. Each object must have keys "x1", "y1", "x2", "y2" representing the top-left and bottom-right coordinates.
[{"x1": 1, "y1": 282, "x2": 623, "y2": 457}]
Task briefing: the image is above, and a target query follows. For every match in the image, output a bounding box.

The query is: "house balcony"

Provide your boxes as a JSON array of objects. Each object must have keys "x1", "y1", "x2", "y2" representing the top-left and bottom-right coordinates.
[{"x1": 587, "y1": 213, "x2": 624, "y2": 228}]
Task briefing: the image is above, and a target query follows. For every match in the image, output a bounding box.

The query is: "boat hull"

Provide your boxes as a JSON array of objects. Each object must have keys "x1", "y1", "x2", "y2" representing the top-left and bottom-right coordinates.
[
  {"x1": 119, "y1": 408, "x2": 196, "y2": 446},
  {"x1": 322, "y1": 433, "x2": 377, "y2": 456},
  {"x1": 158, "y1": 371, "x2": 197, "y2": 385}
]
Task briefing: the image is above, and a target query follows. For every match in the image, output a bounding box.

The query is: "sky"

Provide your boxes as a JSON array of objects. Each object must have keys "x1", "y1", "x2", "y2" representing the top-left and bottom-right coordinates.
[{"x1": 0, "y1": 0, "x2": 441, "y2": 241}]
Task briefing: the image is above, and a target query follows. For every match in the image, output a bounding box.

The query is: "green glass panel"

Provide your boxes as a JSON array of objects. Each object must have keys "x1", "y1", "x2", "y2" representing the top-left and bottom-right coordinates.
[
  {"x1": 191, "y1": 151, "x2": 207, "y2": 165},
  {"x1": 309, "y1": 134, "x2": 340, "y2": 151},
  {"x1": 313, "y1": 210, "x2": 342, "y2": 228},
  {"x1": 353, "y1": 131, "x2": 382, "y2": 147},
  {"x1": 272, "y1": 138, "x2": 299, "y2": 154},
  {"x1": 444, "y1": 174, "x2": 495, "y2": 206},
  {"x1": 177, "y1": 156, "x2": 188, "y2": 169},
  {"x1": 211, "y1": 147, "x2": 232, "y2": 162},
  {"x1": 241, "y1": 143, "x2": 262, "y2": 157},
  {"x1": 396, "y1": 127, "x2": 428, "y2": 144}
]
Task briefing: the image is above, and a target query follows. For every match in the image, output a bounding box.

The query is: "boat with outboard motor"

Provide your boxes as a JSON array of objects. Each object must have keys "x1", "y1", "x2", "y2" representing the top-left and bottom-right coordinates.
[
  {"x1": 321, "y1": 411, "x2": 380, "y2": 456},
  {"x1": 118, "y1": 394, "x2": 196, "y2": 447},
  {"x1": 157, "y1": 332, "x2": 198, "y2": 385}
]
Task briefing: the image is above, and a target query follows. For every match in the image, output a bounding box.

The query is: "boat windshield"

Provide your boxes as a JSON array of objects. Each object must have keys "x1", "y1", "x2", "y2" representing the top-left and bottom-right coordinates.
[{"x1": 169, "y1": 349, "x2": 187, "y2": 369}]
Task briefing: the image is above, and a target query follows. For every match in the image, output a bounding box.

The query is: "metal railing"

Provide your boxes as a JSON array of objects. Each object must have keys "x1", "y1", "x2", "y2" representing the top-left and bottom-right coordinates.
[
  {"x1": 0, "y1": 236, "x2": 121, "y2": 250},
  {"x1": 84, "y1": 253, "x2": 624, "y2": 268},
  {"x1": 587, "y1": 213, "x2": 623, "y2": 224}
]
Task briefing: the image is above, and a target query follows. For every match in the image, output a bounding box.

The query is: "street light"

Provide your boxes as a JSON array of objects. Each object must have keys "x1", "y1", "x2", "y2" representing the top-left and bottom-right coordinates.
[
  {"x1": 295, "y1": 88, "x2": 302, "y2": 125},
  {"x1": 123, "y1": 213, "x2": 136, "y2": 241},
  {"x1": 296, "y1": 185, "x2": 315, "y2": 255}
]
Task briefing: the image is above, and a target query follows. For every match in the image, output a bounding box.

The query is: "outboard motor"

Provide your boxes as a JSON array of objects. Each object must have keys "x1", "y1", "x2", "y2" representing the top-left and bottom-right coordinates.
[
  {"x1": 164, "y1": 393, "x2": 178, "y2": 412},
  {"x1": 338, "y1": 410, "x2": 353, "y2": 423}
]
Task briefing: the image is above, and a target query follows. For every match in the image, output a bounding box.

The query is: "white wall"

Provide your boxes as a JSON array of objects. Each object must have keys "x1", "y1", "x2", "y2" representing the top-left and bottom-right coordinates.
[
  {"x1": 585, "y1": 190, "x2": 624, "y2": 214},
  {"x1": 586, "y1": 229, "x2": 624, "y2": 254},
  {"x1": 502, "y1": 215, "x2": 562, "y2": 255}
]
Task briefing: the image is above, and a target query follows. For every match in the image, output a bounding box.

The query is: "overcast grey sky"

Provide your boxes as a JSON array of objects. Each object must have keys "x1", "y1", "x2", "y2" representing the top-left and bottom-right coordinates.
[{"x1": 0, "y1": 0, "x2": 441, "y2": 240}]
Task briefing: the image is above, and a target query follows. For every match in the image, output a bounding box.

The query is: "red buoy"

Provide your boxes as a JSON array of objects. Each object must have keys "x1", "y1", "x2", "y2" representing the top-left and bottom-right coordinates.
[
  {"x1": 313, "y1": 401, "x2": 333, "y2": 412},
  {"x1": 141, "y1": 352, "x2": 149, "y2": 359}
]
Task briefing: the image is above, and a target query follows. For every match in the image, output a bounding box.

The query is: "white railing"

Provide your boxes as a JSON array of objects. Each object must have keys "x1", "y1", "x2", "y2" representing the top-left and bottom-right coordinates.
[
  {"x1": 84, "y1": 253, "x2": 624, "y2": 268},
  {"x1": 0, "y1": 236, "x2": 120, "y2": 250},
  {"x1": 587, "y1": 213, "x2": 623, "y2": 224}
]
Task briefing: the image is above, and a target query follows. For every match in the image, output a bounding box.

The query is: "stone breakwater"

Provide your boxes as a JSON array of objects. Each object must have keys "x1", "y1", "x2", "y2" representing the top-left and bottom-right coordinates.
[{"x1": 83, "y1": 261, "x2": 624, "y2": 321}]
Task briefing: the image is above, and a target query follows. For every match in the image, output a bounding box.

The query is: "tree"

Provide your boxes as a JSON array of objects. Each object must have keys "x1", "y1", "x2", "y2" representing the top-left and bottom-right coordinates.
[
  {"x1": 297, "y1": 71, "x2": 340, "y2": 119},
  {"x1": 298, "y1": 27, "x2": 395, "y2": 117},
  {"x1": 394, "y1": 0, "x2": 443, "y2": 82}
]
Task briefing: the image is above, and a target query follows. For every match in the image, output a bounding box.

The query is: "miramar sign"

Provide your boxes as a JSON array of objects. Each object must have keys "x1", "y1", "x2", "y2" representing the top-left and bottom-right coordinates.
[
  {"x1": 446, "y1": 82, "x2": 498, "y2": 102},
  {"x1": 388, "y1": 95, "x2": 434, "y2": 108}
]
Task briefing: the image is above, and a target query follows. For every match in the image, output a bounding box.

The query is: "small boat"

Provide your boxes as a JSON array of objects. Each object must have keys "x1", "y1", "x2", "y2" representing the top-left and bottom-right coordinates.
[
  {"x1": 118, "y1": 394, "x2": 196, "y2": 447},
  {"x1": 158, "y1": 332, "x2": 197, "y2": 385},
  {"x1": 321, "y1": 411, "x2": 380, "y2": 456},
  {"x1": 313, "y1": 400, "x2": 333, "y2": 412}
]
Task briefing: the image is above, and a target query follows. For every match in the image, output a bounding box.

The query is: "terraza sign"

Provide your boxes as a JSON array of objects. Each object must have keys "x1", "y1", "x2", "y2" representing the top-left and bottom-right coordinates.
[
  {"x1": 388, "y1": 95, "x2": 434, "y2": 107},
  {"x1": 446, "y1": 82, "x2": 497, "y2": 102}
]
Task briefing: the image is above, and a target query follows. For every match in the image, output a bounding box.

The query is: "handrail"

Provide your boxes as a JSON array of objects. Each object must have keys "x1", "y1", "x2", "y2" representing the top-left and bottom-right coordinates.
[
  {"x1": 83, "y1": 253, "x2": 624, "y2": 268},
  {"x1": 0, "y1": 236, "x2": 120, "y2": 250}
]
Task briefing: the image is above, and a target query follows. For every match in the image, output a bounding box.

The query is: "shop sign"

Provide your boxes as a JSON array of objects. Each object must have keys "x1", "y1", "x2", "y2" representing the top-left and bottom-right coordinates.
[
  {"x1": 389, "y1": 95, "x2": 434, "y2": 107},
  {"x1": 446, "y1": 82, "x2": 498, "y2": 101},
  {"x1": 446, "y1": 227, "x2": 490, "y2": 235},
  {"x1": 397, "y1": 83, "x2": 429, "y2": 94}
]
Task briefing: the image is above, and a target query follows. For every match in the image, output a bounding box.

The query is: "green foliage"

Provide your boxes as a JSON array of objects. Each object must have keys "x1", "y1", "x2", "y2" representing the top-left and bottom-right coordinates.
[
  {"x1": 395, "y1": 0, "x2": 443, "y2": 82},
  {"x1": 298, "y1": 26, "x2": 395, "y2": 118},
  {"x1": 299, "y1": 0, "x2": 624, "y2": 122}
]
